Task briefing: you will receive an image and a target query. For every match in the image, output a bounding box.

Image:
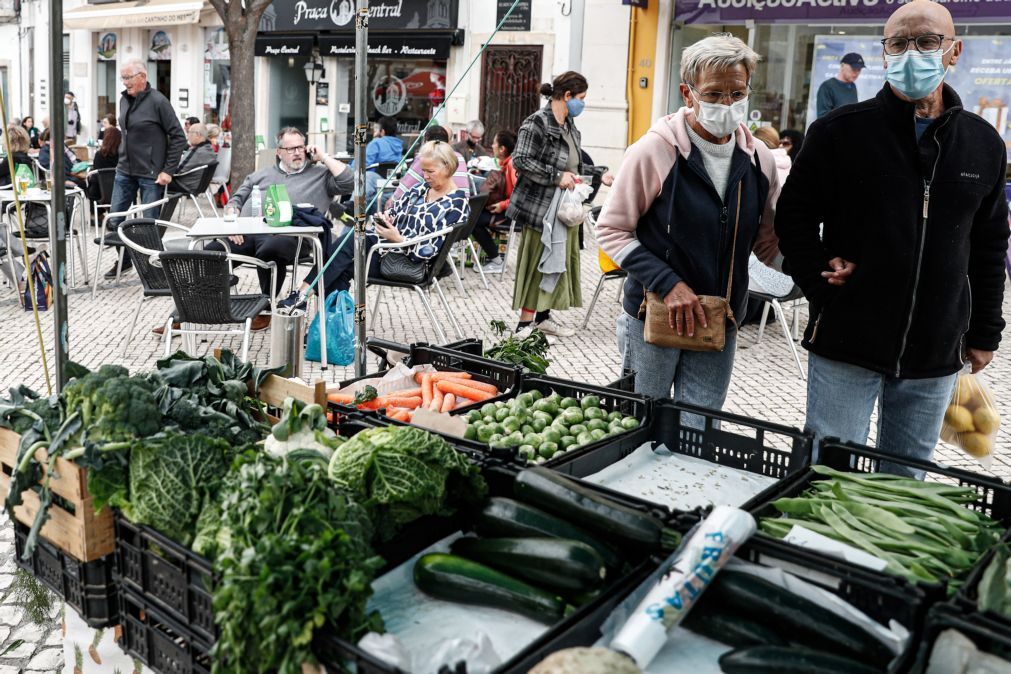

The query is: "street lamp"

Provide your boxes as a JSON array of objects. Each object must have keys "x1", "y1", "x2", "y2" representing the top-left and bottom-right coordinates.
[{"x1": 303, "y1": 54, "x2": 325, "y2": 85}]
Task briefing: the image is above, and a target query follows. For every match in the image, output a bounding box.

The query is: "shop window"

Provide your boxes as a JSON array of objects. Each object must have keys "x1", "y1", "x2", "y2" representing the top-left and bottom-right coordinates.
[
  {"x1": 204, "y1": 27, "x2": 231, "y2": 126},
  {"x1": 96, "y1": 32, "x2": 117, "y2": 119},
  {"x1": 268, "y1": 55, "x2": 309, "y2": 136},
  {"x1": 148, "y1": 30, "x2": 172, "y2": 101}
]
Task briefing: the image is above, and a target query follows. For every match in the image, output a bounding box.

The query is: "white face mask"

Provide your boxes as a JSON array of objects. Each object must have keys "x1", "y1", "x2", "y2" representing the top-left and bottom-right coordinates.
[{"x1": 693, "y1": 97, "x2": 749, "y2": 139}]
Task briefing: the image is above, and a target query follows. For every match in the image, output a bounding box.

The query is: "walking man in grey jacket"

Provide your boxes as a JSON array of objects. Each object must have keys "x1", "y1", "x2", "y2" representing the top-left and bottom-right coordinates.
[{"x1": 105, "y1": 58, "x2": 186, "y2": 278}]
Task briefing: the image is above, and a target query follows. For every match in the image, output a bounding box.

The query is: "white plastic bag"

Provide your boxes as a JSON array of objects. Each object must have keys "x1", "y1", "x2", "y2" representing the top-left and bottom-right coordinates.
[
  {"x1": 941, "y1": 369, "x2": 1000, "y2": 468},
  {"x1": 556, "y1": 183, "x2": 592, "y2": 227}
]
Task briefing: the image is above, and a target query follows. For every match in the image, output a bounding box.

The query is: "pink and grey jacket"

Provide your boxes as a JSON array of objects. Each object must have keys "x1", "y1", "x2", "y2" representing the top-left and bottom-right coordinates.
[{"x1": 597, "y1": 107, "x2": 782, "y2": 321}]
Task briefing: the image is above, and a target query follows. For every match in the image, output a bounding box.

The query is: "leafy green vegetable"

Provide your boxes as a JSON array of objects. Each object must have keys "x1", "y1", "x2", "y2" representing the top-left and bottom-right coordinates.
[
  {"x1": 328, "y1": 426, "x2": 487, "y2": 540},
  {"x1": 978, "y1": 544, "x2": 1011, "y2": 616},
  {"x1": 486, "y1": 320, "x2": 550, "y2": 373},
  {"x1": 264, "y1": 398, "x2": 343, "y2": 460},
  {"x1": 352, "y1": 385, "x2": 379, "y2": 407},
  {"x1": 126, "y1": 433, "x2": 233, "y2": 547},
  {"x1": 211, "y1": 452, "x2": 382, "y2": 674}
]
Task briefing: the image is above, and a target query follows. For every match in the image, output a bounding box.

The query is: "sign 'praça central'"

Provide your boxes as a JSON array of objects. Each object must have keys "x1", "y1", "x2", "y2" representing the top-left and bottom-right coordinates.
[{"x1": 261, "y1": 0, "x2": 458, "y2": 32}]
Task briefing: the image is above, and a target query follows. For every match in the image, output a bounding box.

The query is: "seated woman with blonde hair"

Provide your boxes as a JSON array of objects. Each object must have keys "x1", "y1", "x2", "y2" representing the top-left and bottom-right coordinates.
[{"x1": 280, "y1": 140, "x2": 470, "y2": 306}]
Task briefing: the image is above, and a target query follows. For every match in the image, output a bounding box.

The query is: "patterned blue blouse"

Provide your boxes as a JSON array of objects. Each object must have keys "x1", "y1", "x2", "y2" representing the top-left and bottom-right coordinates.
[{"x1": 380, "y1": 182, "x2": 470, "y2": 261}]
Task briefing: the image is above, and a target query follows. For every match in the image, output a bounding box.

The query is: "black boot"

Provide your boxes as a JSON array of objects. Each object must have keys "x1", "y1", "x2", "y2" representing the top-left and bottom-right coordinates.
[{"x1": 104, "y1": 255, "x2": 133, "y2": 279}]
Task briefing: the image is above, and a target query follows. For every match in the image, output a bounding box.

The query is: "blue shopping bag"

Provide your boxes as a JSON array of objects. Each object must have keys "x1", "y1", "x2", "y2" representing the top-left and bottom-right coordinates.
[{"x1": 306, "y1": 289, "x2": 355, "y2": 366}]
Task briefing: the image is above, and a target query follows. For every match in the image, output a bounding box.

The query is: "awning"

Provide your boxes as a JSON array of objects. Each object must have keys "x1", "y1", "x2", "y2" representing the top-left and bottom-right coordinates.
[
  {"x1": 64, "y1": 0, "x2": 204, "y2": 29},
  {"x1": 318, "y1": 33, "x2": 453, "y2": 60}
]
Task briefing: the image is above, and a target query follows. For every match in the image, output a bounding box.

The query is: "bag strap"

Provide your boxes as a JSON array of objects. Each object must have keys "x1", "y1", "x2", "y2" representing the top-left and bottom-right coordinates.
[{"x1": 724, "y1": 180, "x2": 743, "y2": 304}]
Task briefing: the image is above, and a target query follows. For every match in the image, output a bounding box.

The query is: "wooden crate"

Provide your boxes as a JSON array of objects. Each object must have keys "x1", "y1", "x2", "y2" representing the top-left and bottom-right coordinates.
[
  {"x1": 0, "y1": 428, "x2": 114, "y2": 562},
  {"x1": 257, "y1": 375, "x2": 327, "y2": 424}
]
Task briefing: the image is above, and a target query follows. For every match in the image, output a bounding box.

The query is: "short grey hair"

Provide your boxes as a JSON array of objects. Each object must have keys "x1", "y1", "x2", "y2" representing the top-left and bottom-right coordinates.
[
  {"x1": 466, "y1": 120, "x2": 485, "y2": 137},
  {"x1": 187, "y1": 123, "x2": 208, "y2": 140},
  {"x1": 121, "y1": 58, "x2": 148, "y2": 77},
  {"x1": 275, "y1": 127, "x2": 306, "y2": 145},
  {"x1": 680, "y1": 34, "x2": 760, "y2": 87}
]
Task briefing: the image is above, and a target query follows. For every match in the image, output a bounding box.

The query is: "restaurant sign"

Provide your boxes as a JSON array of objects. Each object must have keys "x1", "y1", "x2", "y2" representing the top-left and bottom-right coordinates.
[
  {"x1": 319, "y1": 34, "x2": 452, "y2": 59},
  {"x1": 262, "y1": 0, "x2": 458, "y2": 32},
  {"x1": 675, "y1": 0, "x2": 1011, "y2": 24}
]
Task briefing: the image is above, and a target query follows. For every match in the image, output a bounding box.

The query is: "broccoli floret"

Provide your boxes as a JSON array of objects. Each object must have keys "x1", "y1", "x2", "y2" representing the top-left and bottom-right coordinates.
[
  {"x1": 9, "y1": 396, "x2": 62, "y2": 435},
  {"x1": 88, "y1": 377, "x2": 162, "y2": 443},
  {"x1": 63, "y1": 364, "x2": 130, "y2": 424}
]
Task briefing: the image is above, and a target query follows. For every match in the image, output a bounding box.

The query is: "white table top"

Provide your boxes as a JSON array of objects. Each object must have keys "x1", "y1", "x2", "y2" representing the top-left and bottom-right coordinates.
[
  {"x1": 187, "y1": 217, "x2": 323, "y2": 238},
  {"x1": 0, "y1": 188, "x2": 54, "y2": 203}
]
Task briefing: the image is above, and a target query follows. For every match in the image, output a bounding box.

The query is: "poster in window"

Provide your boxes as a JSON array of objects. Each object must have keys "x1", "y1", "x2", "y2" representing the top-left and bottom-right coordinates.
[
  {"x1": 97, "y1": 33, "x2": 117, "y2": 61},
  {"x1": 372, "y1": 74, "x2": 408, "y2": 116},
  {"x1": 807, "y1": 35, "x2": 1011, "y2": 155},
  {"x1": 149, "y1": 31, "x2": 173, "y2": 61},
  {"x1": 204, "y1": 27, "x2": 229, "y2": 61},
  {"x1": 316, "y1": 81, "x2": 330, "y2": 106}
]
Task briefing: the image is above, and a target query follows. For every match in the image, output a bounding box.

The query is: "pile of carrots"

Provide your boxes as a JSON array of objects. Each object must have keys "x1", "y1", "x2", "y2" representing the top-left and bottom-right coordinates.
[{"x1": 326, "y1": 371, "x2": 499, "y2": 423}]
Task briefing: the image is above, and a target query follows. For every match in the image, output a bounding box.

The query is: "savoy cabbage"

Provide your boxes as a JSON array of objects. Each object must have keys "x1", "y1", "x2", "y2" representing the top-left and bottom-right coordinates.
[{"x1": 327, "y1": 426, "x2": 487, "y2": 540}]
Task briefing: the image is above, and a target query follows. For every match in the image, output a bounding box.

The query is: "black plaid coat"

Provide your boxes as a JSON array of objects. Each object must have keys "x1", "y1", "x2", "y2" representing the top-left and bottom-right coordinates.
[{"x1": 506, "y1": 105, "x2": 585, "y2": 231}]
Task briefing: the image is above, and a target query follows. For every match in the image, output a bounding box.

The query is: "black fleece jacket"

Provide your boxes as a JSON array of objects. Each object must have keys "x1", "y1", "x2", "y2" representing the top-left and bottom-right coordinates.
[
  {"x1": 117, "y1": 84, "x2": 186, "y2": 179},
  {"x1": 776, "y1": 84, "x2": 1009, "y2": 379}
]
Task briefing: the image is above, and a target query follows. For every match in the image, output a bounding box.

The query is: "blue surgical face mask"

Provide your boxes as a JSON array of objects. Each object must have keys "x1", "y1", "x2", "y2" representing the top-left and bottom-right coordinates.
[
  {"x1": 566, "y1": 98, "x2": 585, "y2": 118},
  {"x1": 886, "y1": 45, "x2": 953, "y2": 101}
]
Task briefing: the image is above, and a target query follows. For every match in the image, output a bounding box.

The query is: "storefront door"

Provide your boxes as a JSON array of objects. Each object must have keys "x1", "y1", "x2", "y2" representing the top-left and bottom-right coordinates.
[
  {"x1": 268, "y1": 55, "x2": 309, "y2": 136},
  {"x1": 148, "y1": 29, "x2": 173, "y2": 101}
]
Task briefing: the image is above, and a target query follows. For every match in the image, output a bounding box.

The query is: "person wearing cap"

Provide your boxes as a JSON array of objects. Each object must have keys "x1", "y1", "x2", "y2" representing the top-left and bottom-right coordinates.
[
  {"x1": 815, "y1": 52, "x2": 865, "y2": 118},
  {"x1": 776, "y1": 0, "x2": 1009, "y2": 476}
]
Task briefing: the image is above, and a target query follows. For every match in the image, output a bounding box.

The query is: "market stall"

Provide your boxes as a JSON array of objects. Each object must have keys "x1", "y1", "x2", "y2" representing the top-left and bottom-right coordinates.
[{"x1": 1, "y1": 341, "x2": 1010, "y2": 673}]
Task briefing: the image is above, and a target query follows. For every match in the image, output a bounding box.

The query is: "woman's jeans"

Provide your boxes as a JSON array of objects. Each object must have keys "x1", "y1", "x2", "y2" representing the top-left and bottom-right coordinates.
[
  {"x1": 617, "y1": 312, "x2": 737, "y2": 428},
  {"x1": 805, "y1": 353, "x2": 957, "y2": 477}
]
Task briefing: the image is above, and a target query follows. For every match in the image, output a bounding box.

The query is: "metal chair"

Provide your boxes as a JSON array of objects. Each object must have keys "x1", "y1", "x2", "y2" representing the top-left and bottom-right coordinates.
[
  {"x1": 4, "y1": 186, "x2": 91, "y2": 288},
  {"x1": 209, "y1": 148, "x2": 231, "y2": 205},
  {"x1": 366, "y1": 221, "x2": 467, "y2": 344},
  {"x1": 581, "y1": 206, "x2": 627, "y2": 329},
  {"x1": 117, "y1": 218, "x2": 188, "y2": 357},
  {"x1": 86, "y1": 167, "x2": 117, "y2": 240},
  {"x1": 164, "y1": 162, "x2": 219, "y2": 220},
  {"x1": 750, "y1": 284, "x2": 807, "y2": 380},
  {"x1": 155, "y1": 249, "x2": 276, "y2": 361},
  {"x1": 92, "y1": 196, "x2": 173, "y2": 298},
  {"x1": 449, "y1": 193, "x2": 490, "y2": 292}
]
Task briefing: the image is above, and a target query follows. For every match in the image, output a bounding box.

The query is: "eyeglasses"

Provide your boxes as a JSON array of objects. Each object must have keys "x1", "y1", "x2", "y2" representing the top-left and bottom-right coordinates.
[
  {"x1": 279, "y1": 145, "x2": 306, "y2": 153},
  {"x1": 689, "y1": 84, "x2": 751, "y2": 105},
  {"x1": 120, "y1": 72, "x2": 142, "y2": 82},
  {"x1": 881, "y1": 34, "x2": 954, "y2": 55}
]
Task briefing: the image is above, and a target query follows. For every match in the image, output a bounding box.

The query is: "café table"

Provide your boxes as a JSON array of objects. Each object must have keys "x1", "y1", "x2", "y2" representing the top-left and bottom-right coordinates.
[
  {"x1": 186, "y1": 216, "x2": 332, "y2": 368},
  {"x1": 0, "y1": 186, "x2": 90, "y2": 287}
]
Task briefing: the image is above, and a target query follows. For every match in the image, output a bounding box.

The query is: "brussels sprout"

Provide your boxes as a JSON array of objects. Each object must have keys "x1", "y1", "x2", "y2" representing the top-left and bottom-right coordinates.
[{"x1": 580, "y1": 395, "x2": 601, "y2": 410}]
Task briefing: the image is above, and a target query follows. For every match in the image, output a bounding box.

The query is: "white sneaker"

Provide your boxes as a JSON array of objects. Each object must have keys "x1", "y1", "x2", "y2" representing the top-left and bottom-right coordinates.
[
  {"x1": 533, "y1": 318, "x2": 575, "y2": 338},
  {"x1": 515, "y1": 326, "x2": 557, "y2": 344},
  {"x1": 482, "y1": 257, "x2": 505, "y2": 274}
]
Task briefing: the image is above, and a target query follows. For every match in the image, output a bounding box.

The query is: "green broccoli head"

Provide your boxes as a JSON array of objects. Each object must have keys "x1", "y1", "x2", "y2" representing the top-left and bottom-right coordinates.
[
  {"x1": 89, "y1": 377, "x2": 162, "y2": 442},
  {"x1": 63, "y1": 364, "x2": 131, "y2": 423}
]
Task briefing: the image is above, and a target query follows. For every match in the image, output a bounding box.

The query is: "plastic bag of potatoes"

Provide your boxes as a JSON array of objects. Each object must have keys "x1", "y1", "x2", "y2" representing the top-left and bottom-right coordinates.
[{"x1": 941, "y1": 370, "x2": 1000, "y2": 467}]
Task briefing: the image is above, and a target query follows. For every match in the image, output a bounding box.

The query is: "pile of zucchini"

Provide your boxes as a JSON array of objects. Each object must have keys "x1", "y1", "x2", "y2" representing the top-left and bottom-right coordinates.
[
  {"x1": 413, "y1": 467, "x2": 680, "y2": 623},
  {"x1": 688, "y1": 569, "x2": 895, "y2": 674}
]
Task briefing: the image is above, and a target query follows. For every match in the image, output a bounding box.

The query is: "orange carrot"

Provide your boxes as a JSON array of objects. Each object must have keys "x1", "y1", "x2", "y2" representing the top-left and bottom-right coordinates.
[
  {"x1": 440, "y1": 393, "x2": 456, "y2": 413},
  {"x1": 387, "y1": 407, "x2": 411, "y2": 422},
  {"x1": 421, "y1": 374, "x2": 434, "y2": 408},
  {"x1": 394, "y1": 387, "x2": 423, "y2": 398},
  {"x1": 442, "y1": 378, "x2": 498, "y2": 395},
  {"x1": 414, "y1": 371, "x2": 472, "y2": 384},
  {"x1": 431, "y1": 386, "x2": 444, "y2": 411},
  {"x1": 377, "y1": 396, "x2": 423, "y2": 410},
  {"x1": 327, "y1": 392, "x2": 355, "y2": 404},
  {"x1": 326, "y1": 411, "x2": 334, "y2": 423},
  {"x1": 435, "y1": 380, "x2": 493, "y2": 402}
]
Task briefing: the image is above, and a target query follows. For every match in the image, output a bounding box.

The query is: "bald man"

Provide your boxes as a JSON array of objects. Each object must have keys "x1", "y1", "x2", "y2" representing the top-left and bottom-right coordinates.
[{"x1": 775, "y1": 0, "x2": 1009, "y2": 476}]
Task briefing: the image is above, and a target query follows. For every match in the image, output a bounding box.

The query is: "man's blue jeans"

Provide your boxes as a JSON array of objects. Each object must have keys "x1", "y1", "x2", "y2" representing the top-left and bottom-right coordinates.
[
  {"x1": 805, "y1": 353, "x2": 957, "y2": 477},
  {"x1": 107, "y1": 172, "x2": 164, "y2": 229},
  {"x1": 617, "y1": 312, "x2": 737, "y2": 428}
]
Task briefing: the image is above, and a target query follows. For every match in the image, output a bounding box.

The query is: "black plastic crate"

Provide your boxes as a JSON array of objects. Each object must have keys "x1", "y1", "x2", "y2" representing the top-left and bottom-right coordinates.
[
  {"x1": 314, "y1": 461, "x2": 688, "y2": 674},
  {"x1": 546, "y1": 399, "x2": 812, "y2": 483},
  {"x1": 119, "y1": 588, "x2": 212, "y2": 674},
  {"x1": 114, "y1": 513, "x2": 216, "y2": 644},
  {"x1": 749, "y1": 440, "x2": 1011, "y2": 596},
  {"x1": 731, "y1": 534, "x2": 926, "y2": 672},
  {"x1": 13, "y1": 521, "x2": 118, "y2": 627},
  {"x1": 605, "y1": 368, "x2": 636, "y2": 392},
  {"x1": 911, "y1": 602, "x2": 1011, "y2": 673}
]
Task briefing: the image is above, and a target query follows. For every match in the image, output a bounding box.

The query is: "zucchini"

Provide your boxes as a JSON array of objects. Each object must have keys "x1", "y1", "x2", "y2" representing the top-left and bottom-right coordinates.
[
  {"x1": 514, "y1": 467, "x2": 680, "y2": 551},
  {"x1": 706, "y1": 570, "x2": 893, "y2": 666},
  {"x1": 450, "y1": 536, "x2": 606, "y2": 593},
  {"x1": 413, "y1": 553, "x2": 567, "y2": 624},
  {"x1": 474, "y1": 497, "x2": 625, "y2": 569},
  {"x1": 682, "y1": 606, "x2": 787, "y2": 648},
  {"x1": 718, "y1": 646, "x2": 883, "y2": 674}
]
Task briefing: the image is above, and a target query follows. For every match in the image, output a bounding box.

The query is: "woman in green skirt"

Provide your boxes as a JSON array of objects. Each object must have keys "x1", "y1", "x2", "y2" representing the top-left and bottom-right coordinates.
[{"x1": 506, "y1": 71, "x2": 590, "y2": 338}]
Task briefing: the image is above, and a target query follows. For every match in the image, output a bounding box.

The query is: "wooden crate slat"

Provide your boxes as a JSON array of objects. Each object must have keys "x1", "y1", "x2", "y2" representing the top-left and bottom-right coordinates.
[
  {"x1": 0, "y1": 428, "x2": 87, "y2": 502},
  {"x1": 258, "y1": 375, "x2": 326, "y2": 409},
  {"x1": 0, "y1": 473, "x2": 114, "y2": 562}
]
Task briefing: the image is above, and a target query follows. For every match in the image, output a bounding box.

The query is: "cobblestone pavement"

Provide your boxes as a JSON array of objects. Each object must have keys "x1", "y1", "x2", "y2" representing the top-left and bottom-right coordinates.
[{"x1": 1, "y1": 203, "x2": 1010, "y2": 669}]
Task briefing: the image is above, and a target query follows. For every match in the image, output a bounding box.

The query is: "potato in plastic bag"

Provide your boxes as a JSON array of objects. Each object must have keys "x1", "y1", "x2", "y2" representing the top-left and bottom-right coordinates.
[{"x1": 941, "y1": 370, "x2": 1000, "y2": 468}]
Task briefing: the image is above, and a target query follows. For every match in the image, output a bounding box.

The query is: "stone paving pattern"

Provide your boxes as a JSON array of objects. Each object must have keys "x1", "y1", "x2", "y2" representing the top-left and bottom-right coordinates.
[{"x1": 1, "y1": 202, "x2": 1010, "y2": 670}]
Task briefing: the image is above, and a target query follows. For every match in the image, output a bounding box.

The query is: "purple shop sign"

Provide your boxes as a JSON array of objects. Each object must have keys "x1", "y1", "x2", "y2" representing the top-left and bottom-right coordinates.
[
  {"x1": 623, "y1": 0, "x2": 648, "y2": 6},
  {"x1": 675, "y1": 0, "x2": 1011, "y2": 25}
]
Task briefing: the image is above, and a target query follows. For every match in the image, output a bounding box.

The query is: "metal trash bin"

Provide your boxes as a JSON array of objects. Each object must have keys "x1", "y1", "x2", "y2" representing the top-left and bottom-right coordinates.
[{"x1": 269, "y1": 309, "x2": 306, "y2": 379}]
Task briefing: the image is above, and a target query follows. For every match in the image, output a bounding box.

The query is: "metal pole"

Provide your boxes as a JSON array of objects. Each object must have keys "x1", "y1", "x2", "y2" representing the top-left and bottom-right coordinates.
[
  {"x1": 352, "y1": 0, "x2": 369, "y2": 376},
  {"x1": 49, "y1": 0, "x2": 69, "y2": 391}
]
